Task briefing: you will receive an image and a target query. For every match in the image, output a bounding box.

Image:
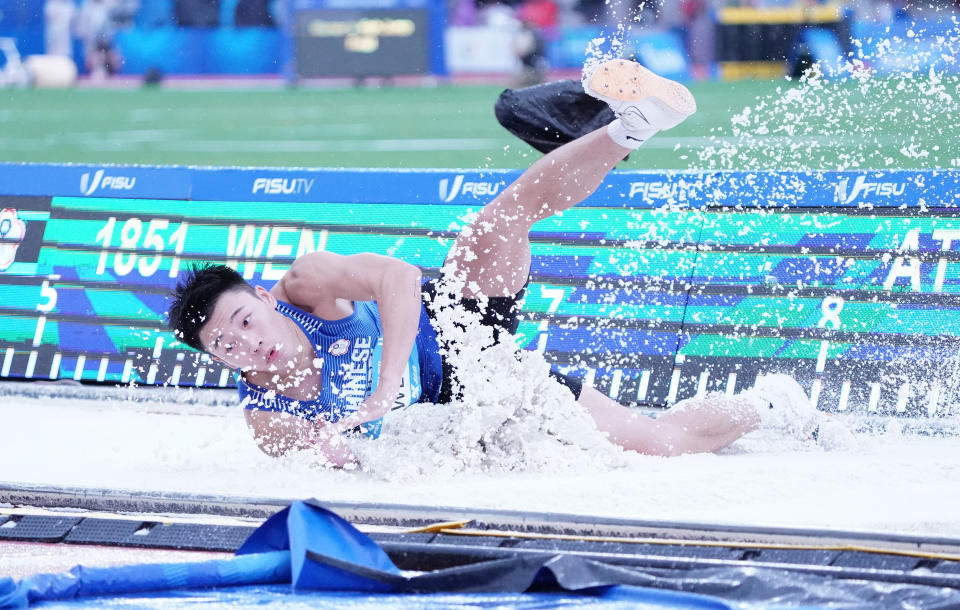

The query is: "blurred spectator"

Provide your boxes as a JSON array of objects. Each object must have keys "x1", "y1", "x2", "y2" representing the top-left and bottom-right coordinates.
[
  {"x1": 679, "y1": 0, "x2": 703, "y2": 27},
  {"x1": 474, "y1": 1, "x2": 548, "y2": 85},
  {"x1": 234, "y1": 0, "x2": 273, "y2": 26},
  {"x1": 44, "y1": 0, "x2": 77, "y2": 57},
  {"x1": 136, "y1": 0, "x2": 175, "y2": 27},
  {"x1": 575, "y1": 0, "x2": 656, "y2": 26},
  {"x1": 575, "y1": 0, "x2": 604, "y2": 23},
  {"x1": 77, "y1": 0, "x2": 121, "y2": 78},
  {"x1": 680, "y1": 0, "x2": 713, "y2": 71},
  {"x1": 513, "y1": 0, "x2": 553, "y2": 85},
  {"x1": 479, "y1": 0, "x2": 520, "y2": 27},
  {"x1": 112, "y1": 0, "x2": 140, "y2": 27},
  {"x1": 517, "y1": 0, "x2": 557, "y2": 28},
  {"x1": 451, "y1": 0, "x2": 479, "y2": 26},
  {"x1": 514, "y1": 17, "x2": 547, "y2": 84},
  {"x1": 632, "y1": 1, "x2": 657, "y2": 26},
  {"x1": 175, "y1": 0, "x2": 220, "y2": 26}
]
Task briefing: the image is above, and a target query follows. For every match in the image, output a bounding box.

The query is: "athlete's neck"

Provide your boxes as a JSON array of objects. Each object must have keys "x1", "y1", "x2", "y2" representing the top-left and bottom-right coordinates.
[{"x1": 278, "y1": 316, "x2": 317, "y2": 381}]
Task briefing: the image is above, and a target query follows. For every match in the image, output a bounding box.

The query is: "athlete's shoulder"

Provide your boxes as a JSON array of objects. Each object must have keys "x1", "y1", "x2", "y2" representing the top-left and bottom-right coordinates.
[
  {"x1": 283, "y1": 251, "x2": 343, "y2": 282},
  {"x1": 273, "y1": 252, "x2": 343, "y2": 301}
]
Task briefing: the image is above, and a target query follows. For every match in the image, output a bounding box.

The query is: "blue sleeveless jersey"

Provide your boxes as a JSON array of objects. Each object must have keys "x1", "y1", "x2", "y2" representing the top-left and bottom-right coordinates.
[{"x1": 237, "y1": 298, "x2": 443, "y2": 439}]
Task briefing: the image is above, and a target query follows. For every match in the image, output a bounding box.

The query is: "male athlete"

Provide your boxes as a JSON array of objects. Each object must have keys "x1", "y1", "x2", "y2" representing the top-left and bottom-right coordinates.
[{"x1": 168, "y1": 59, "x2": 826, "y2": 465}]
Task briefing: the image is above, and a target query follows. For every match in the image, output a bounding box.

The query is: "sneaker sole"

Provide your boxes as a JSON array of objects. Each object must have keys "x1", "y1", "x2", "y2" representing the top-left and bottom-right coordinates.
[{"x1": 585, "y1": 59, "x2": 697, "y2": 117}]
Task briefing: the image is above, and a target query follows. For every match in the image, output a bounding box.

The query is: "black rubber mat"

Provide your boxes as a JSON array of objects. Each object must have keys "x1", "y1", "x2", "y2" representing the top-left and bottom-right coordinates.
[
  {"x1": 0, "y1": 515, "x2": 82, "y2": 542},
  {"x1": 134, "y1": 523, "x2": 257, "y2": 551},
  {"x1": 832, "y1": 551, "x2": 921, "y2": 570},
  {"x1": 64, "y1": 518, "x2": 146, "y2": 544}
]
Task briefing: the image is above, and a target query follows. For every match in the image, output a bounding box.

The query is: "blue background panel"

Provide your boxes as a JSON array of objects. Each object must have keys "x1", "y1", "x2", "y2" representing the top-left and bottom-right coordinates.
[{"x1": 0, "y1": 164, "x2": 958, "y2": 415}]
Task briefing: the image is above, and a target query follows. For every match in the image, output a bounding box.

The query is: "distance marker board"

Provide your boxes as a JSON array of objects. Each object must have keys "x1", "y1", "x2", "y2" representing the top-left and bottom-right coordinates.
[{"x1": 1, "y1": 164, "x2": 958, "y2": 416}]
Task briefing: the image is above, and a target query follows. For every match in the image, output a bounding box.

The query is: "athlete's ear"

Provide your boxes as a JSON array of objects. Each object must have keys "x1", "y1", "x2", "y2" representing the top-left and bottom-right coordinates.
[{"x1": 253, "y1": 285, "x2": 276, "y2": 306}]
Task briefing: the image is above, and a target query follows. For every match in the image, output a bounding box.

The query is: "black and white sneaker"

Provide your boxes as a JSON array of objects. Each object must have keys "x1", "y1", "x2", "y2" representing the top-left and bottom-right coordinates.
[{"x1": 582, "y1": 58, "x2": 697, "y2": 132}]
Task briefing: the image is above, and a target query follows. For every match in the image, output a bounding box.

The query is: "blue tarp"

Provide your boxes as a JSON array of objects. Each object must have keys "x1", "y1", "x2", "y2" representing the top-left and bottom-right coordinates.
[
  {"x1": 3, "y1": 500, "x2": 960, "y2": 608},
  {"x1": 0, "y1": 500, "x2": 740, "y2": 608}
]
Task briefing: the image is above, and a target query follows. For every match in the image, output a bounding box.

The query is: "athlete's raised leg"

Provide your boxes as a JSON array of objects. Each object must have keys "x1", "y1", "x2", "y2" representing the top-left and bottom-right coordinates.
[
  {"x1": 443, "y1": 127, "x2": 629, "y2": 298},
  {"x1": 443, "y1": 58, "x2": 697, "y2": 299}
]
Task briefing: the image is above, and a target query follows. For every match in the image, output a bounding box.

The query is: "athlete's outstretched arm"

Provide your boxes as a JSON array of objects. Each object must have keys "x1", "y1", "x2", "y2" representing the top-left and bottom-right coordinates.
[
  {"x1": 244, "y1": 408, "x2": 358, "y2": 466},
  {"x1": 278, "y1": 251, "x2": 423, "y2": 425}
]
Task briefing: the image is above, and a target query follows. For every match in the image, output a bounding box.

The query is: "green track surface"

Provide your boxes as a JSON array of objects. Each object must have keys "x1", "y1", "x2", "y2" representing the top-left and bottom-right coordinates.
[{"x1": 1, "y1": 77, "x2": 957, "y2": 170}]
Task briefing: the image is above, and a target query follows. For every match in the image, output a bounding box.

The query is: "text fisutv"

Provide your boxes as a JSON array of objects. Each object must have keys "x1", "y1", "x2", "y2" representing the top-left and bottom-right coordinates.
[{"x1": 252, "y1": 178, "x2": 315, "y2": 195}]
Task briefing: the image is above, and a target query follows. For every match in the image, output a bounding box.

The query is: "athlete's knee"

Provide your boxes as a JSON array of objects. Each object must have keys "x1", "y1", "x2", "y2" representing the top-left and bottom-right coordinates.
[{"x1": 480, "y1": 193, "x2": 542, "y2": 229}]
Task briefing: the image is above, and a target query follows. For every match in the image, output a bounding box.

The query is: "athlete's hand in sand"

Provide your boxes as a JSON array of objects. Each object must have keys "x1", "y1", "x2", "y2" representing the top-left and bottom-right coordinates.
[
  {"x1": 298, "y1": 388, "x2": 395, "y2": 469},
  {"x1": 302, "y1": 421, "x2": 358, "y2": 468},
  {"x1": 333, "y1": 386, "x2": 397, "y2": 433}
]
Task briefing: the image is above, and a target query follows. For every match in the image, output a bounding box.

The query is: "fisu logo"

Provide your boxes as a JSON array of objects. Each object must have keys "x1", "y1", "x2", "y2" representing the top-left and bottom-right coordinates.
[
  {"x1": 834, "y1": 175, "x2": 906, "y2": 204},
  {"x1": 438, "y1": 175, "x2": 501, "y2": 202},
  {"x1": 438, "y1": 175, "x2": 465, "y2": 202},
  {"x1": 80, "y1": 170, "x2": 103, "y2": 195},
  {"x1": 80, "y1": 169, "x2": 137, "y2": 196}
]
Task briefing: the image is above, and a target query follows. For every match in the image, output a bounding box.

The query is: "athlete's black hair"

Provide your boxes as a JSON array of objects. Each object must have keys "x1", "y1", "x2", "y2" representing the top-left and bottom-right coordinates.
[{"x1": 167, "y1": 264, "x2": 255, "y2": 352}]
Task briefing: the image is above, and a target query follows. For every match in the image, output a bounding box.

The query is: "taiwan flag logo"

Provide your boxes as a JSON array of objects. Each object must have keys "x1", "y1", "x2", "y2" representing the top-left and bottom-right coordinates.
[{"x1": 0, "y1": 208, "x2": 27, "y2": 271}]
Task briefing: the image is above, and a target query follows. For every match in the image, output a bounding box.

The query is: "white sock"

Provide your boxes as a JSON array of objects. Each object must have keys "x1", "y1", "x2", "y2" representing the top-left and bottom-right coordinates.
[{"x1": 607, "y1": 118, "x2": 658, "y2": 149}]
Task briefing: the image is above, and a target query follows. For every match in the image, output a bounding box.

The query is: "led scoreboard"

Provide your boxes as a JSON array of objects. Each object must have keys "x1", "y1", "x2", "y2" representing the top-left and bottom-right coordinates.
[
  {"x1": 1, "y1": 164, "x2": 959, "y2": 417},
  {"x1": 285, "y1": 0, "x2": 446, "y2": 79}
]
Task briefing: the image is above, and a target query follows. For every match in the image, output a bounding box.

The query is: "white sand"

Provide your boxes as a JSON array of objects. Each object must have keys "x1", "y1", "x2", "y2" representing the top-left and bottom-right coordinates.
[{"x1": 1, "y1": 370, "x2": 958, "y2": 539}]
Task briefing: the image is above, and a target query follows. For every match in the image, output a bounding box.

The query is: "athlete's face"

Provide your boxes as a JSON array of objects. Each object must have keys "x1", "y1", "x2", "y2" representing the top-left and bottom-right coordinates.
[{"x1": 199, "y1": 286, "x2": 302, "y2": 374}]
